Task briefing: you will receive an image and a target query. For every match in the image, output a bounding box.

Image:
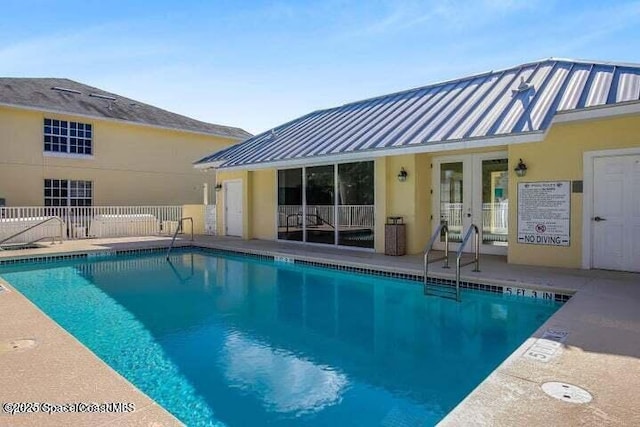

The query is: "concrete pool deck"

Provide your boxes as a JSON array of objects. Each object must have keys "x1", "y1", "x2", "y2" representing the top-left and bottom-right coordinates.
[{"x1": 1, "y1": 235, "x2": 639, "y2": 426}]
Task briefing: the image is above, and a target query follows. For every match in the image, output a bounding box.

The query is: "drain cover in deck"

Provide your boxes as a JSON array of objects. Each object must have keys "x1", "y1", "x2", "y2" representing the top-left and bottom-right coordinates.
[
  {"x1": 0, "y1": 339, "x2": 37, "y2": 354},
  {"x1": 541, "y1": 382, "x2": 592, "y2": 404}
]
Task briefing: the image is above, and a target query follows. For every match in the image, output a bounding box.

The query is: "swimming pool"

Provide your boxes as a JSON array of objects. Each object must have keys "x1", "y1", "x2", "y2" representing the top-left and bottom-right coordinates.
[{"x1": 0, "y1": 249, "x2": 561, "y2": 426}]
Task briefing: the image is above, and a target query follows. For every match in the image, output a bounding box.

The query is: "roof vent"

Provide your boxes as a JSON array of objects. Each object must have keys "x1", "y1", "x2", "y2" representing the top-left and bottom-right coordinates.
[
  {"x1": 270, "y1": 129, "x2": 278, "y2": 140},
  {"x1": 515, "y1": 77, "x2": 532, "y2": 93},
  {"x1": 51, "y1": 87, "x2": 81, "y2": 94},
  {"x1": 89, "y1": 93, "x2": 117, "y2": 101}
]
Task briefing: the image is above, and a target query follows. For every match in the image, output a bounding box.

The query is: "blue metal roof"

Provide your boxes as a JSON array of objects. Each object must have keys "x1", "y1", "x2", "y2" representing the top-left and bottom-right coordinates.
[{"x1": 196, "y1": 58, "x2": 640, "y2": 169}]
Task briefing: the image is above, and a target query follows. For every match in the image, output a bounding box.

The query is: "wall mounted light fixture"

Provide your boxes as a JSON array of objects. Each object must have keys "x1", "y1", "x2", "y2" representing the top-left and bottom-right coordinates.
[
  {"x1": 514, "y1": 159, "x2": 528, "y2": 177},
  {"x1": 214, "y1": 183, "x2": 223, "y2": 192},
  {"x1": 397, "y1": 167, "x2": 408, "y2": 182}
]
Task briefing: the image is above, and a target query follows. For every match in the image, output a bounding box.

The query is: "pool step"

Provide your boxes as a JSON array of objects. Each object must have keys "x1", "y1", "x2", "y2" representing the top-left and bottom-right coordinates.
[{"x1": 423, "y1": 281, "x2": 458, "y2": 301}]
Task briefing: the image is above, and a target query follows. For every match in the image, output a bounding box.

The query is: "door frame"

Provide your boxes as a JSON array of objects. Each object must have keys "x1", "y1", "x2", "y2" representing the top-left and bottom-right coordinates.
[
  {"x1": 582, "y1": 147, "x2": 640, "y2": 269},
  {"x1": 273, "y1": 162, "x2": 376, "y2": 252},
  {"x1": 432, "y1": 151, "x2": 508, "y2": 255},
  {"x1": 223, "y1": 179, "x2": 243, "y2": 237}
]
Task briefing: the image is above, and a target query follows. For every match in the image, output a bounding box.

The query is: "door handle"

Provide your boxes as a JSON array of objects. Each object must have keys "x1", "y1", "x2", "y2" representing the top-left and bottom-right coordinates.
[{"x1": 593, "y1": 216, "x2": 606, "y2": 222}]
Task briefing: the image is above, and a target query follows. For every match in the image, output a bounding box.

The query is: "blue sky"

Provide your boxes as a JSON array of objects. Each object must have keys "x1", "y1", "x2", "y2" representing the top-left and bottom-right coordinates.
[{"x1": 1, "y1": 1, "x2": 639, "y2": 135}]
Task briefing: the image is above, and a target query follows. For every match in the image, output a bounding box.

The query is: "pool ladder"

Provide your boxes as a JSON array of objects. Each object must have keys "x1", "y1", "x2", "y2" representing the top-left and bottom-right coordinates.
[
  {"x1": 423, "y1": 224, "x2": 480, "y2": 302},
  {"x1": 0, "y1": 216, "x2": 65, "y2": 250},
  {"x1": 165, "y1": 217, "x2": 194, "y2": 260}
]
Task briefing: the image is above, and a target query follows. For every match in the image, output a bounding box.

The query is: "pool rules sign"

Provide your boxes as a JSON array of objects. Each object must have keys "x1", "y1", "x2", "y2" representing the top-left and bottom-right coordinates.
[{"x1": 517, "y1": 181, "x2": 570, "y2": 246}]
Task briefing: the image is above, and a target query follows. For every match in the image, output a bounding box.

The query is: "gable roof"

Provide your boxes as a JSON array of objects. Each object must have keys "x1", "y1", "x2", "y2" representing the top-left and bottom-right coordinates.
[
  {"x1": 195, "y1": 58, "x2": 640, "y2": 169},
  {"x1": 0, "y1": 77, "x2": 252, "y2": 140}
]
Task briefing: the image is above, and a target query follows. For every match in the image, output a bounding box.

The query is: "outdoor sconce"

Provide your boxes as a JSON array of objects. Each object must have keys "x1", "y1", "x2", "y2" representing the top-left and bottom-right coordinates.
[
  {"x1": 514, "y1": 159, "x2": 527, "y2": 177},
  {"x1": 397, "y1": 167, "x2": 408, "y2": 182},
  {"x1": 214, "y1": 183, "x2": 223, "y2": 192}
]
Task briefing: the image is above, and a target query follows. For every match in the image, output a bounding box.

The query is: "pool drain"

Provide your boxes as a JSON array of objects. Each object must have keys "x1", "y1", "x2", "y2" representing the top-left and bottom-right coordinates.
[
  {"x1": 0, "y1": 339, "x2": 38, "y2": 355},
  {"x1": 541, "y1": 382, "x2": 592, "y2": 404}
]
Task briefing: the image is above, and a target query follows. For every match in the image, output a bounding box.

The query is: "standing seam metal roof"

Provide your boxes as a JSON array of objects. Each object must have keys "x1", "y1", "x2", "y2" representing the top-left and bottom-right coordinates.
[{"x1": 195, "y1": 58, "x2": 640, "y2": 168}]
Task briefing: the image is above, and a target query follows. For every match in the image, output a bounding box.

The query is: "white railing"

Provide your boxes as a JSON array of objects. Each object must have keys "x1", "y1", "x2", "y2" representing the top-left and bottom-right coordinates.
[
  {"x1": 482, "y1": 202, "x2": 508, "y2": 234},
  {"x1": 338, "y1": 205, "x2": 375, "y2": 228},
  {"x1": 0, "y1": 206, "x2": 183, "y2": 243},
  {"x1": 204, "y1": 205, "x2": 217, "y2": 236},
  {"x1": 440, "y1": 202, "x2": 508, "y2": 233},
  {"x1": 277, "y1": 205, "x2": 375, "y2": 228},
  {"x1": 441, "y1": 203, "x2": 464, "y2": 229}
]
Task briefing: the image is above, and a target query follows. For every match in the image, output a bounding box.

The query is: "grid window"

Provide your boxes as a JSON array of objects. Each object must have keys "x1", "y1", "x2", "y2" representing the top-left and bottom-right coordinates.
[
  {"x1": 44, "y1": 179, "x2": 92, "y2": 206},
  {"x1": 44, "y1": 118, "x2": 92, "y2": 155}
]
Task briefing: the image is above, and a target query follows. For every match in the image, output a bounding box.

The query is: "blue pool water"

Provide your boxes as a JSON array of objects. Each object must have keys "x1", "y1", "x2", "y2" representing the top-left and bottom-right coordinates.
[{"x1": 0, "y1": 250, "x2": 560, "y2": 426}]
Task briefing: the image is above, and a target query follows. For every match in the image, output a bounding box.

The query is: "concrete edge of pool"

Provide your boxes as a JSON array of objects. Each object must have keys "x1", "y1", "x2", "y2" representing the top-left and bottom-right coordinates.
[
  {"x1": 0, "y1": 276, "x2": 184, "y2": 427},
  {"x1": 1, "y1": 236, "x2": 638, "y2": 426}
]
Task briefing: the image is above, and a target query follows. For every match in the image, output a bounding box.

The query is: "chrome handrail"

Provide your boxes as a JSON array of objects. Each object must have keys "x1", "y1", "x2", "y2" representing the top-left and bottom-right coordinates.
[
  {"x1": 423, "y1": 223, "x2": 450, "y2": 292},
  {"x1": 455, "y1": 224, "x2": 480, "y2": 301},
  {"x1": 165, "y1": 217, "x2": 194, "y2": 260},
  {"x1": 0, "y1": 216, "x2": 65, "y2": 249}
]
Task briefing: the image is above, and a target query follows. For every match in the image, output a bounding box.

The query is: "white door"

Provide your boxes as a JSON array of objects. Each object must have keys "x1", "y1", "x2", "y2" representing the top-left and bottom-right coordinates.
[
  {"x1": 224, "y1": 180, "x2": 243, "y2": 237},
  {"x1": 592, "y1": 155, "x2": 640, "y2": 272},
  {"x1": 433, "y1": 153, "x2": 509, "y2": 255}
]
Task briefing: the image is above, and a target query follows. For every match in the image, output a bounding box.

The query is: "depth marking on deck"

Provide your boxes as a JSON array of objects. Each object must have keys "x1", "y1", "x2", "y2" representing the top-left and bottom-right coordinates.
[
  {"x1": 503, "y1": 286, "x2": 555, "y2": 300},
  {"x1": 524, "y1": 328, "x2": 569, "y2": 363}
]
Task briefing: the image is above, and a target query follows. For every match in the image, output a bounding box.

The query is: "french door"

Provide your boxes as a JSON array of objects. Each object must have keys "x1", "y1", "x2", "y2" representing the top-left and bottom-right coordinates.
[{"x1": 432, "y1": 152, "x2": 509, "y2": 255}]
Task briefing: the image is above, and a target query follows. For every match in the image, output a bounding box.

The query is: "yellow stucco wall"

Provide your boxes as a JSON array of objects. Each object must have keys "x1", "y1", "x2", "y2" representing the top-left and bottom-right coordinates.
[
  {"x1": 250, "y1": 170, "x2": 276, "y2": 240},
  {"x1": 214, "y1": 169, "x2": 273, "y2": 238},
  {"x1": 182, "y1": 204, "x2": 205, "y2": 235},
  {"x1": 508, "y1": 114, "x2": 640, "y2": 268},
  {"x1": 0, "y1": 106, "x2": 238, "y2": 206},
  {"x1": 376, "y1": 154, "x2": 431, "y2": 254}
]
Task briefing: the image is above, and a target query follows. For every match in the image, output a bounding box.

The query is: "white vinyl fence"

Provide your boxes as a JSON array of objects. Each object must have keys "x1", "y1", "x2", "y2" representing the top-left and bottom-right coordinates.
[
  {"x1": 277, "y1": 205, "x2": 375, "y2": 228},
  {"x1": 440, "y1": 202, "x2": 508, "y2": 233},
  {"x1": 0, "y1": 206, "x2": 183, "y2": 244}
]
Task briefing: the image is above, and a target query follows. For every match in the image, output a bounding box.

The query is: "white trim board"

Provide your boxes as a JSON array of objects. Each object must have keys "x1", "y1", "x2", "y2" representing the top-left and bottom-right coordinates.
[
  {"x1": 553, "y1": 101, "x2": 640, "y2": 125},
  {"x1": 43, "y1": 151, "x2": 94, "y2": 160},
  {"x1": 203, "y1": 133, "x2": 538, "y2": 171}
]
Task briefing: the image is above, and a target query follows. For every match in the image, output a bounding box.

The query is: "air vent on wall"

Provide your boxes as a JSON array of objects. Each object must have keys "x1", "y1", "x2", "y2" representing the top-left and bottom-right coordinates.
[
  {"x1": 51, "y1": 87, "x2": 81, "y2": 94},
  {"x1": 89, "y1": 93, "x2": 117, "y2": 101}
]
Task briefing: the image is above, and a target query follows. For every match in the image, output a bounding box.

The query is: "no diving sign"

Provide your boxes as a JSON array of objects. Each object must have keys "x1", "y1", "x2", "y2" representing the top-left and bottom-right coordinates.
[{"x1": 517, "y1": 181, "x2": 570, "y2": 246}]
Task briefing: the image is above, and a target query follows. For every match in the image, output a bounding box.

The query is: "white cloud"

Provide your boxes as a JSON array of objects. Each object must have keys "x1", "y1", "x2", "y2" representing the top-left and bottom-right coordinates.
[{"x1": 0, "y1": 21, "x2": 175, "y2": 76}]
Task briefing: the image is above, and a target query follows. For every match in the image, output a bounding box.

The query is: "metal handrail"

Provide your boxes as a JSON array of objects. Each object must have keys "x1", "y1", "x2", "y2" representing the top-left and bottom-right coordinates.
[
  {"x1": 285, "y1": 213, "x2": 336, "y2": 233},
  {"x1": 455, "y1": 224, "x2": 480, "y2": 301},
  {"x1": 166, "y1": 253, "x2": 195, "y2": 283},
  {"x1": 165, "y1": 217, "x2": 194, "y2": 260},
  {"x1": 0, "y1": 216, "x2": 65, "y2": 250},
  {"x1": 423, "y1": 224, "x2": 450, "y2": 293}
]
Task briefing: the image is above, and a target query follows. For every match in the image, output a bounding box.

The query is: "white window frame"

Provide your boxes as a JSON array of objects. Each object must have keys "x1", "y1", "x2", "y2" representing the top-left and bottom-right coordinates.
[
  {"x1": 44, "y1": 179, "x2": 93, "y2": 207},
  {"x1": 43, "y1": 118, "x2": 94, "y2": 157}
]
